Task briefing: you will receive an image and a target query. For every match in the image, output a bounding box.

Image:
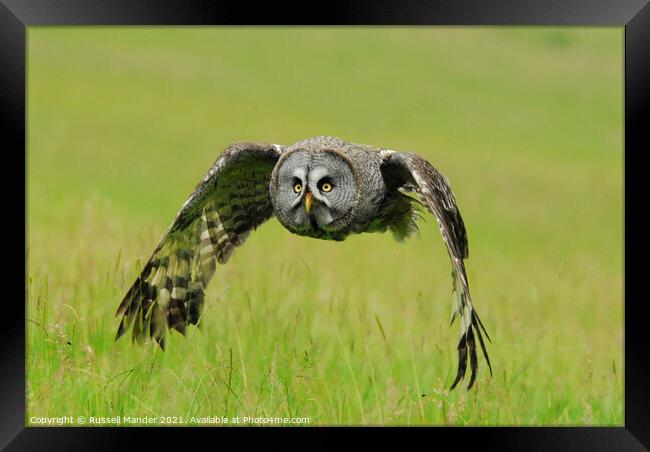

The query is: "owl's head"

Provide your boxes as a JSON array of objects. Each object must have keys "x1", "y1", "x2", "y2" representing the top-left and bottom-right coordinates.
[{"x1": 270, "y1": 148, "x2": 358, "y2": 238}]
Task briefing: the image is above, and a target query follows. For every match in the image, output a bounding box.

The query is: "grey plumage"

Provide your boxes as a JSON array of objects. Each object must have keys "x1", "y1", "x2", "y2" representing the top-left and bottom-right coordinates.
[{"x1": 115, "y1": 135, "x2": 491, "y2": 390}]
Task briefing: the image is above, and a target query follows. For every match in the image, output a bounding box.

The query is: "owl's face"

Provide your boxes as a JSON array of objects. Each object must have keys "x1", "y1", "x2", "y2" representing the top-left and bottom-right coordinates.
[{"x1": 270, "y1": 149, "x2": 358, "y2": 238}]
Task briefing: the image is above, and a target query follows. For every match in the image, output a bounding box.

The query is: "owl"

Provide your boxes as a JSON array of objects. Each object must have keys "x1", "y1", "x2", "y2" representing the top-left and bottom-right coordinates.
[{"x1": 115, "y1": 136, "x2": 491, "y2": 390}]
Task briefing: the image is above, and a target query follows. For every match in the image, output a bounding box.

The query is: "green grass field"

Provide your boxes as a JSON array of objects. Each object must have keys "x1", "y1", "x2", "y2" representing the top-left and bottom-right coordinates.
[{"x1": 27, "y1": 27, "x2": 623, "y2": 426}]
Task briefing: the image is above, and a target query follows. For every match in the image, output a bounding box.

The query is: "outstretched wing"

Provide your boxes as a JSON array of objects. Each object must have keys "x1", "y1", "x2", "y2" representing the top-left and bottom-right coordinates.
[
  {"x1": 115, "y1": 142, "x2": 283, "y2": 349},
  {"x1": 380, "y1": 150, "x2": 492, "y2": 390}
]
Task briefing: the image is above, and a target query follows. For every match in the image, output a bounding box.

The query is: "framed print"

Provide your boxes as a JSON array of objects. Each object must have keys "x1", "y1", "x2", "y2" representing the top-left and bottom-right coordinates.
[{"x1": 3, "y1": 0, "x2": 649, "y2": 449}]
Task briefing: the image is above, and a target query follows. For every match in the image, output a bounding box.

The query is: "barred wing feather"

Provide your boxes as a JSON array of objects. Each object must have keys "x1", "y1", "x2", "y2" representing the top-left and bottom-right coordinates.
[
  {"x1": 115, "y1": 142, "x2": 283, "y2": 348},
  {"x1": 381, "y1": 151, "x2": 492, "y2": 390}
]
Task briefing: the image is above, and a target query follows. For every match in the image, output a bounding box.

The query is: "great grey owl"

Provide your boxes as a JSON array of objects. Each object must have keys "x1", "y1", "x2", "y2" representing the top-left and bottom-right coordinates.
[{"x1": 115, "y1": 136, "x2": 491, "y2": 390}]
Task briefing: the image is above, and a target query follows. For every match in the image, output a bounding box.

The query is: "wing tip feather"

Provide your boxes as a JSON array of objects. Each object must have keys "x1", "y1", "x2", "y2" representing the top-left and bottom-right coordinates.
[{"x1": 449, "y1": 311, "x2": 493, "y2": 391}]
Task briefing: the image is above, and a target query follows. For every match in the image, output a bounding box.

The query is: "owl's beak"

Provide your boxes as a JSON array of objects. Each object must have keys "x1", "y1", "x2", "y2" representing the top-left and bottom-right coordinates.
[{"x1": 304, "y1": 191, "x2": 313, "y2": 214}]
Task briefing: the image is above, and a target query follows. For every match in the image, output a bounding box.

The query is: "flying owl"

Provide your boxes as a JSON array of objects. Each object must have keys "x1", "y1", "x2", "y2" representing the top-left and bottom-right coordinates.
[{"x1": 115, "y1": 136, "x2": 492, "y2": 390}]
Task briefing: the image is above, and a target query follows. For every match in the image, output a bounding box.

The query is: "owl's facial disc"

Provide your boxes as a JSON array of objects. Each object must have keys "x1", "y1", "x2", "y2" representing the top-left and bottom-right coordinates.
[{"x1": 272, "y1": 150, "x2": 357, "y2": 237}]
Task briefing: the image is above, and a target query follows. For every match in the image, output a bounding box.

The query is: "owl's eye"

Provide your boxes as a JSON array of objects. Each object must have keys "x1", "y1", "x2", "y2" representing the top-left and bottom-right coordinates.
[
  {"x1": 319, "y1": 179, "x2": 333, "y2": 193},
  {"x1": 293, "y1": 183, "x2": 302, "y2": 193}
]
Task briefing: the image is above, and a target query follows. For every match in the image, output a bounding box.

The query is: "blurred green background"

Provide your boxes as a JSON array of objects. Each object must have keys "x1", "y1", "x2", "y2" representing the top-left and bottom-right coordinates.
[{"x1": 27, "y1": 27, "x2": 623, "y2": 425}]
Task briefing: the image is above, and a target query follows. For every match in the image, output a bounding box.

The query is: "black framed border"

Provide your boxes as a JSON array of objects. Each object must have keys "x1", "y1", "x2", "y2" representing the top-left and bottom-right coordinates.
[{"x1": 4, "y1": 0, "x2": 649, "y2": 450}]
